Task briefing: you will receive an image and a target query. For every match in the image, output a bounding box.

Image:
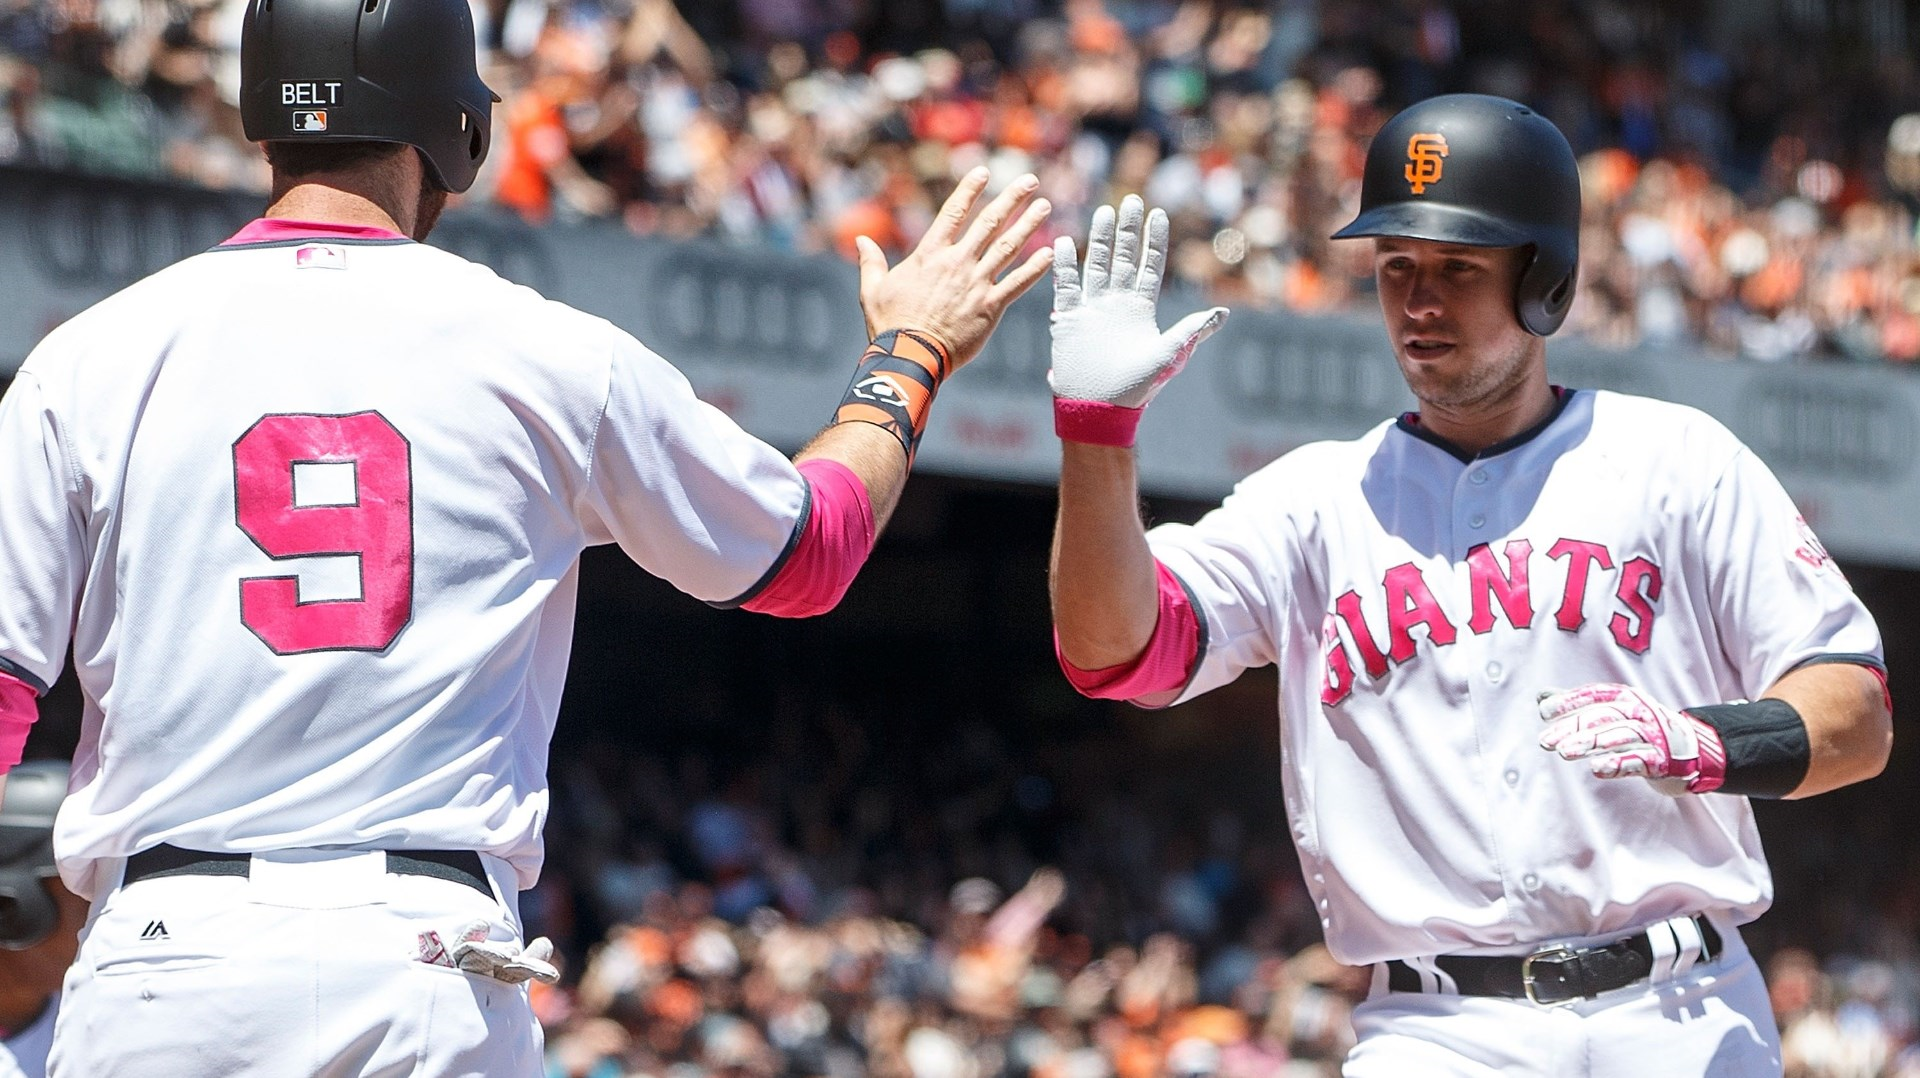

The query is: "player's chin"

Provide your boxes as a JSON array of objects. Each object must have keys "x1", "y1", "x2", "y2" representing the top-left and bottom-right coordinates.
[{"x1": 1397, "y1": 358, "x2": 1473, "y2": 403}]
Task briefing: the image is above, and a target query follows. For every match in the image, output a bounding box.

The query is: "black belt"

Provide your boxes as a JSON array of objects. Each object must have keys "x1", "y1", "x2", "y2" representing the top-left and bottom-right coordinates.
[
  {"x1": 124, "y1": 843, "x2": 491, "y2": 899},
  {"x1": 1384, "y1": 915, "x2": 1723, "y2": 1005}
]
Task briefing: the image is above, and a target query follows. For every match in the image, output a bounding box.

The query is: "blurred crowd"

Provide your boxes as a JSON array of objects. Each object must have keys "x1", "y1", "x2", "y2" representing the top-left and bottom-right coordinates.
[
  {"x1": 524, "y1": 706, "x2": 1367, "y2": 1078},
  {"x1": 10, "y1": 0, "x2": 1920, "y2": 363}
]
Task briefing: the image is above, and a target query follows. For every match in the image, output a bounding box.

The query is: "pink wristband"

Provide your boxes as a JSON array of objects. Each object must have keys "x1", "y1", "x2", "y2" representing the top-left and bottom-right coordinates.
[
  {"x1": 740, "y1": 459, "x2": 877, "y2": 618},
  {"x1": 1055, "y1": 561, "x2": 1200, "y2": 701},
  {"x1": 1054, "y1": 399, "x2": 1144, "y2": 448}
]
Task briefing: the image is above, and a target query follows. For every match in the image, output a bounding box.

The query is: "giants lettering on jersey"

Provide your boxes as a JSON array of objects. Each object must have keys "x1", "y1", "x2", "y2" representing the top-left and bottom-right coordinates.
[{"x1": 1319, "y1": 537, "x2": 1663, "y2": 704}]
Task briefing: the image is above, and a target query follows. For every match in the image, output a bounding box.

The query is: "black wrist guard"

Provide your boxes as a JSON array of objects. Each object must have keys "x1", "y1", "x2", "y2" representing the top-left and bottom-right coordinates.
[{"x1": 1683, "y1": 699, "x2": 1811, "y2": 799}]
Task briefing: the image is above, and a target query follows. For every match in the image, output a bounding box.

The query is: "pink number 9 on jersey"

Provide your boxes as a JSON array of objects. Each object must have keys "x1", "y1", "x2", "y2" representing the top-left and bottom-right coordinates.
[{"x1": 232, "y1": 412, "x2": 413, "y2": 654}]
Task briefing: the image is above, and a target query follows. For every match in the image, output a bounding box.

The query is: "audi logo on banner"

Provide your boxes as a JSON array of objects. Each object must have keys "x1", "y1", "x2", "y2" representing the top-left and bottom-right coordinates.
[
  {"x1": 647, "y1": 247, "x2": 852, "y2": 371},
  {"x1": 1737, "y1": 376, "x2": 1916, "y2": 482},
  {"x1": 22, "y1": 174, "x2": 248, "y2": 285}
]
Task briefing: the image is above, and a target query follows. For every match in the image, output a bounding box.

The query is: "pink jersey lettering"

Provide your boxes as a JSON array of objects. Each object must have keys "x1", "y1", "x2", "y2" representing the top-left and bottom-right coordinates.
[
  {"x1": 1548, "y1": 539, "x2": 1613, "y2": 632},
  {"x1": 1334, "y1": 589, "x2": 1390, "y2": 678},
  {"x1": 233, "y1": 412, "x2": 413, "y2": 654},
  {"x1": 1383, "y1": 562, "x2": 1457, "y2": 663},
  {"x1": 1321, "y1": 612, "x2": 1356, "y2": 705},
  {"x1": 1609, "y1": 556, "x2": 1664, "y2": 654},
  {"x1": 1466, "y1": 539, "x2": 1534, "y2": 634}
]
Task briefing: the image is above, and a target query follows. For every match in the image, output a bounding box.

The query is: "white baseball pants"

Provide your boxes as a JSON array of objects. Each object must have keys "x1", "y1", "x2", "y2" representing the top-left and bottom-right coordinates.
[
  {"x1": 47, "y1": 849, "x2": 543, "y2": 1077},
  {"x1": 1345, "y1": 915, "x2": 1782, "y2": 1077}
]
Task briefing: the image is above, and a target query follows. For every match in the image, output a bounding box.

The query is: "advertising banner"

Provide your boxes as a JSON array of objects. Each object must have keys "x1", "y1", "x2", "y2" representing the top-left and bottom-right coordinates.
[{"x1": 1, "y1": 167, "x2": 1912, "y2": 564}]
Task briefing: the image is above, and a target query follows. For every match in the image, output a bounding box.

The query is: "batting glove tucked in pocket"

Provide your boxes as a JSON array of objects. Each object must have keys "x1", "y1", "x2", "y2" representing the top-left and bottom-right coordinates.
[{"x1": 416, "y1": 919, "x2": 560, "y2": 985}]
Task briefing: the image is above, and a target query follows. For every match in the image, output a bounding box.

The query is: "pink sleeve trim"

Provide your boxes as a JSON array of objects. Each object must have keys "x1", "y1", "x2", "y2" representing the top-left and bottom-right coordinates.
[
  {"x1": 741, "y1": 459, "x2": 877, "y2": 618},
  {"x1": 1054, "y1": 400, "x2": 1144, "y2": 447},
  {"x1": 0, "y1": 672, "x2": 37, "y2": 773},
  {"x1": 1055, "y1": 561, "x2": 1201, "y2": 701}
]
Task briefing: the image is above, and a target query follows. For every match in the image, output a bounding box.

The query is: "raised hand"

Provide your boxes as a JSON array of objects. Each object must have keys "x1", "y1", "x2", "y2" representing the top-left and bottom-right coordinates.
[
  {"x1": 1049, "y1": 195, "x2": 1227, "y2": 443},
  {"x1": 853, "y1": 167, "x2": 1053, "y2": 371}
]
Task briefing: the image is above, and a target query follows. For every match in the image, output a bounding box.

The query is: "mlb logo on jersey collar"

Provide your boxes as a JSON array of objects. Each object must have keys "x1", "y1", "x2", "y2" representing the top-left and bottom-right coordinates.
[{"x1": 295, "y1": 244, "x2": 347, "y2": 270}]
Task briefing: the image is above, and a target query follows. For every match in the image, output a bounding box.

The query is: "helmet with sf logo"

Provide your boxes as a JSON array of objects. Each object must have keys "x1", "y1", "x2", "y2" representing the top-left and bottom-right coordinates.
[{"x1": 1332, "y1": 94, "x2": 1582, "y2": 336}]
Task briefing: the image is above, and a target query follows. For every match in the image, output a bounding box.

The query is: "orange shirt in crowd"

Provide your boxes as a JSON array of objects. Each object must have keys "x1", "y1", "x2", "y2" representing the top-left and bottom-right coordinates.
[{"x1": 497, "y1": 88, "x2": 570, "y2": 224}]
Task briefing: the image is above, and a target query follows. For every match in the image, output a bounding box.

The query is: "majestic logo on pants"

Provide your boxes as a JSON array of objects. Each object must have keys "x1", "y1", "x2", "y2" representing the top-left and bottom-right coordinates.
[{"x1": 1405, "y1": 133, "x2": 1449, "y2": 194}]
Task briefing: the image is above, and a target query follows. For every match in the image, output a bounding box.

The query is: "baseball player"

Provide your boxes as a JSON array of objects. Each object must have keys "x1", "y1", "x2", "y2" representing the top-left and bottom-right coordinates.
[
  {"x1": 0, "y1": 0, "x2": 1051, "y2": 1073},
  {"x1": 0, "y1": 763, "x2": 82, "y2": 1078},
  {"x1": 1046, "y1": 94, "x2": 1892, "y2": 1076}
]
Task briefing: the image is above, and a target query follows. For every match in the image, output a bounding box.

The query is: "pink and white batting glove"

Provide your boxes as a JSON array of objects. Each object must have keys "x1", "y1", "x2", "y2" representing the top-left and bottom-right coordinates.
[
  {"x1": 418, "y1": 919, "x2": 561, "y2": 985},
  {"x1": 1050, "y1": 194, "x2": 1228, "y2": 447},
  {"x1": 1537, "y1": 683, "x2": 1728, "y2": 795}
]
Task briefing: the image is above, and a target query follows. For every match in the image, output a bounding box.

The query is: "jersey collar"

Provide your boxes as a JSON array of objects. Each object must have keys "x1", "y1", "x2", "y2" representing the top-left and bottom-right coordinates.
[
  {"x1": 219, "y1": 218, "x2": 413, "y2": 247},
  {"x1": 1394, "y1": 386, "x2": 1577, "y2": 464}
]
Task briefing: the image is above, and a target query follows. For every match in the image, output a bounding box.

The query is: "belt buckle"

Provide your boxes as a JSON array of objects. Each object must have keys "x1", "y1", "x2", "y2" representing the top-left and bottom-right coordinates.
[{"x1": 1520, "y1": 945, "x2": 1581, "y2": 1007}]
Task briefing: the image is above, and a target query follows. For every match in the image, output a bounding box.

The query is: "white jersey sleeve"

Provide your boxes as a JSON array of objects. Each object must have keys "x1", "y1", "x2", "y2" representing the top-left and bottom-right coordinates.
[
  {"x1": 577, "y1": 334, "x2": 806, "y2": 605},
  {"x1": 1146, "y1": 443, "x2": 1332, "y2": 705},
  {"x1": 0, "y1": 370, "x2": 84, "y2": 694},
  {"x1": 1692, "y1": 444, "x2": 1883, "y2": 695}
]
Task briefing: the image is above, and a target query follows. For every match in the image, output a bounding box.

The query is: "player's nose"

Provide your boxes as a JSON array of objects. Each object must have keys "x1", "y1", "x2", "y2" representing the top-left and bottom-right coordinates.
[{"x1": 1402, "y1": 265, "x2": 1444, "y2": 318}]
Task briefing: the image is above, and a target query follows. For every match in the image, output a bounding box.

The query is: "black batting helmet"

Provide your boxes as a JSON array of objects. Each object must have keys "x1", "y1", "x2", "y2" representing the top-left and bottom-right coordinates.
[
  {"x1": 1332, "y1": 94, "x2": 1581, "y2": 336},
  {"x1": 240, "y1": 0, "x2": 499, "y2": 194},
  {"x1": 0, "y1": 761, "x2": 66, "y2": 951}
]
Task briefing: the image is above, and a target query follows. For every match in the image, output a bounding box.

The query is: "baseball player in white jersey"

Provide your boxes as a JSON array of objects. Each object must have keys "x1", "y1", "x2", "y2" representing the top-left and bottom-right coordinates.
[
  {"x1": 1046, "y1": 95, "x2": 1892, "y2": 1076},
  {"x1": 0, "y1": 0, "x2": 1053, "y2": 1073}
]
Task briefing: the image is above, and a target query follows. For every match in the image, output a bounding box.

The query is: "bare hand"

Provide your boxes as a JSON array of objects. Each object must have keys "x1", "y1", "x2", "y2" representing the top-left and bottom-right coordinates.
[{"x1": 854, "y1": 167, "x2": 1053, "y2": 371}]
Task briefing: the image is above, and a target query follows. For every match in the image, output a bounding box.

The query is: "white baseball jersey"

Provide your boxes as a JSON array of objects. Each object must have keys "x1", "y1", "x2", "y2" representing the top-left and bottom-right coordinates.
[
  {"x1": 1147, "y1": 388, "x2": 1881, "y2": 967},
  {"x1": 0, "y1": 226, "x2": 808, "y2": 899}
]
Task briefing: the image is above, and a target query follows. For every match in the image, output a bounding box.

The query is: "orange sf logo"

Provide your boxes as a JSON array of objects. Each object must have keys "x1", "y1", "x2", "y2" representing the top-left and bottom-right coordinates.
[{"x1": 1405, "y1": 133, "x2": 1449, "y2": 194}]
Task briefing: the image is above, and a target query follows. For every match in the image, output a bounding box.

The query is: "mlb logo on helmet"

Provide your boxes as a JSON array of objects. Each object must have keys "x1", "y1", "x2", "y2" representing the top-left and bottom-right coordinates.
[
  {"x1": 1404, "y1": 133, "x2": 1448, "y2": 194},
  {"x1": 292, "y1": 110, "x2": 328, "y2": 132}
]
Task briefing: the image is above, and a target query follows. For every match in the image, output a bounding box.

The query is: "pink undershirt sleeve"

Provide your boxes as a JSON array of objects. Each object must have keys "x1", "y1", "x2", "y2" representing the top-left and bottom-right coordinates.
[
  {"x1": 741, "y1": 458, "x2": 877, "y2": 618},
  {"x1": 0, "y1": 672, "x2": 37, "y2": 773},
  {"x1": 1055, "y1": 560, "x2": 1201, "y2": 702}
]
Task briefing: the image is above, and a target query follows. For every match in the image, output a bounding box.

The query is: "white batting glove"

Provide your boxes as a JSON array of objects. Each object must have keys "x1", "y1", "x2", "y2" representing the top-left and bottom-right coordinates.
[
  {"x1": 1537, "y1": 684, "x2": 1727, "y2": 795},
  {"x1": 420, "y1": 919, "x2": 561, "y2": 985},
  {"x1": 1050, "y1": 194, "x2": 1227, "y2": 446}
]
